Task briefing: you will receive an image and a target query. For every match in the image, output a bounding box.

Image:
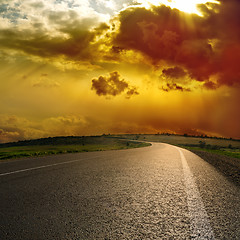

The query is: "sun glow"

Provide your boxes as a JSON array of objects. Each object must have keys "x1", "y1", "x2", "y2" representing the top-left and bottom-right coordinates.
[{"x1": 138, "y1": 0, "x2": 219, "y2": 15}]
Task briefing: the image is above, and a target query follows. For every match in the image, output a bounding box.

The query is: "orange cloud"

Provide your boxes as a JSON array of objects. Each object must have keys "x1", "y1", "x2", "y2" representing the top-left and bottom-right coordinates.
[
  {"x1": 32, "y1": 74, "x2": 60, "y2": 88},
  {"x1": 0, "y1": 114, "x2": 94, "y2": 143},
  {"x1": 0, "y1": 129, "x2": 21, "y2": 143}
]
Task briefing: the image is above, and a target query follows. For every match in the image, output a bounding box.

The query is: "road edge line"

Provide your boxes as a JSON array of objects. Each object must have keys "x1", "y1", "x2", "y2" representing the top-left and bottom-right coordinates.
[{"x1": 177, "y1": 147, "x2": 215, "y2": 239}]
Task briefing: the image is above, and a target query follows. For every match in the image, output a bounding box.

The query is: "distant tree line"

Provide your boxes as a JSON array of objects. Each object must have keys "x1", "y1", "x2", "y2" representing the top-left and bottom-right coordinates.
[
  {"x1": 0, "y1": 136, "x2": 105, "y2": 148},
  {"x1": 155, "y1": 132, "x2": 239, "y2": 141}
]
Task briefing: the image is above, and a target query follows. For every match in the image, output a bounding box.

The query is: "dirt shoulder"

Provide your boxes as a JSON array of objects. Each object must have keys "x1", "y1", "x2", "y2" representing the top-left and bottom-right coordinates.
[{"x1": 190, "y1": 150, "x2": 240, "y2": 187}]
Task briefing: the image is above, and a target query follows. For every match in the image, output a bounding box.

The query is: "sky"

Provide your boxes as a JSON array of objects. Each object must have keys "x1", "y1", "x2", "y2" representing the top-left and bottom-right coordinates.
[{"x1": 0, "y1": 0, "x2": 240, "y2": 143}]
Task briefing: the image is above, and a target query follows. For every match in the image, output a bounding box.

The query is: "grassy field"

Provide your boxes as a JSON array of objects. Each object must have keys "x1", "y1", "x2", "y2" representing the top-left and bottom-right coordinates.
[
  {"x1": 1, "y1": 134, "x2": 239, "y2": 161},
  {"x1": 0, "y1": 136, "x2": 151, "y2": 161},
  {"x1": 181, "y1": 146, "x2": 240, "y2": 159},
  {"x1": 114, "y1": 134, "x2": 240, "y2": 159}
]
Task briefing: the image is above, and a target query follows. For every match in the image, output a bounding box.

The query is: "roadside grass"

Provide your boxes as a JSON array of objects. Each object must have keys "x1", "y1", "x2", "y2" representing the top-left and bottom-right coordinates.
[
  {"x1": 179, "y1": 146, "x2": 240, "y2": 159},
  {"x1": 114, "y1": 134, "x2": 240, "y2": 148},
  {"x1": 0, "y1": 137, "x2": 151, "y2": 161},
  {"x1": 1, "y1": 133, "x2": 239, "y2": 160},
  {"x1": 113, "y1": 134, "x2": 240, "y2": 159}
]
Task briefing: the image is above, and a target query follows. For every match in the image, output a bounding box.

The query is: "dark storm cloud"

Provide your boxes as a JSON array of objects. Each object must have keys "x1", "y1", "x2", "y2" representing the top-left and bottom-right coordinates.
[
  {"x1": 113, "y1": 3, "x2": 240, "y2": 88},
  {"x1": 162, "y1": 66, "x2": 188, "y2": 79},
  {"x1": 161, "y1": 83, "x2": 191, "y2": 92},
  {"x1": 91, "y1": 71, "x2": 139, "y2": 98}
]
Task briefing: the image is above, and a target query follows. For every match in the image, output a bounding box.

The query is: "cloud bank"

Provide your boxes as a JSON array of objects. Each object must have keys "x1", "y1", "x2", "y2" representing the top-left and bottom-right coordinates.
[{"x1": 0, "y1": 0, "x2": 239, "y2": 89}]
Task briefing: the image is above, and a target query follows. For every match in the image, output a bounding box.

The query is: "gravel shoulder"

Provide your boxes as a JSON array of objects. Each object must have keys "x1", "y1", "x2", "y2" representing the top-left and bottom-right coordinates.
[{"x1": 189, "y1": 150, "x2": 240, "y2": 187}]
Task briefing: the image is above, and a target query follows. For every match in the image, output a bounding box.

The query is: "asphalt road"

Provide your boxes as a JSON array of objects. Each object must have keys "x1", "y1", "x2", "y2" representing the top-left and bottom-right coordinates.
[{"x1": 0, "y1": 143, "x2": 239, "y2": 239}]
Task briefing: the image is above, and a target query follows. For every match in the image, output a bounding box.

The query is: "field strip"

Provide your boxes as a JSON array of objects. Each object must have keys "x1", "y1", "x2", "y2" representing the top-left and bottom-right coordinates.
[
  {"x1": 0, "y1": 156, "x2": 100, "y2": 177},
  {"x1": 177, "y1": 147, "x2": 215, "y2": 239}
]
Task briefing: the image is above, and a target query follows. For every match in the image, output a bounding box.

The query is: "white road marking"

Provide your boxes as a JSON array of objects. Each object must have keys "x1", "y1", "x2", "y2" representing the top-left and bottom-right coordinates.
[
  {"x1": 0, "y1": 144, "x2": 215, "y2": 239},
  {"x1": 177, "y1": 147, "x2": 215, "y2": 239},
  {"x1": 0, "y1": 157, "x2": 99, "y2": 177}
]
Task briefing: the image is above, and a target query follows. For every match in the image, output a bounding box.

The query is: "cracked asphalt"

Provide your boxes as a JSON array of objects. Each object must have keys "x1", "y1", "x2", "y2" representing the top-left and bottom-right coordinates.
[{"x1": 0, "y1": 143, "x2": 239, "y2": 239}]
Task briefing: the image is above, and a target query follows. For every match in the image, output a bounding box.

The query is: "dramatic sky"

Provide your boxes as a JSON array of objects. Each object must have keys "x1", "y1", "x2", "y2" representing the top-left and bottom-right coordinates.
[{"x1": 0, "y1": 0, "x2": 240, "y2": 142}]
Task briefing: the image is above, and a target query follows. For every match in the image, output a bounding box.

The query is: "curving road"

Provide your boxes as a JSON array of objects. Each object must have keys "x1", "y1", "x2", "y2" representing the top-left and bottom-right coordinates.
[{"x1": 0, "y1": 143, "x2": 239, "y2": 239}]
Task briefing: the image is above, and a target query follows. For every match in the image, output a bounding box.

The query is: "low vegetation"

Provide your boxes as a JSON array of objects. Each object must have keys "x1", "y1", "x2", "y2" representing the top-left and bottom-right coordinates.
[
  {"x1": 113, "y1": 134, "x2": 240, "y2": 159},
  {"x1": 1, "y1": 133, "x2": 239, "y2": 161},
  {"x1": 0, "y1": 136, "x2": 151, "y2": 161}
]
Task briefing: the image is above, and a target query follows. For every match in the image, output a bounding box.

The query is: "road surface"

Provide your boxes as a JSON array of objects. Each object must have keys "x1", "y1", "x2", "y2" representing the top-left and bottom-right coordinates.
[{"x1": 0, "y1": 143, "x2": 239, "y2": 239}]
